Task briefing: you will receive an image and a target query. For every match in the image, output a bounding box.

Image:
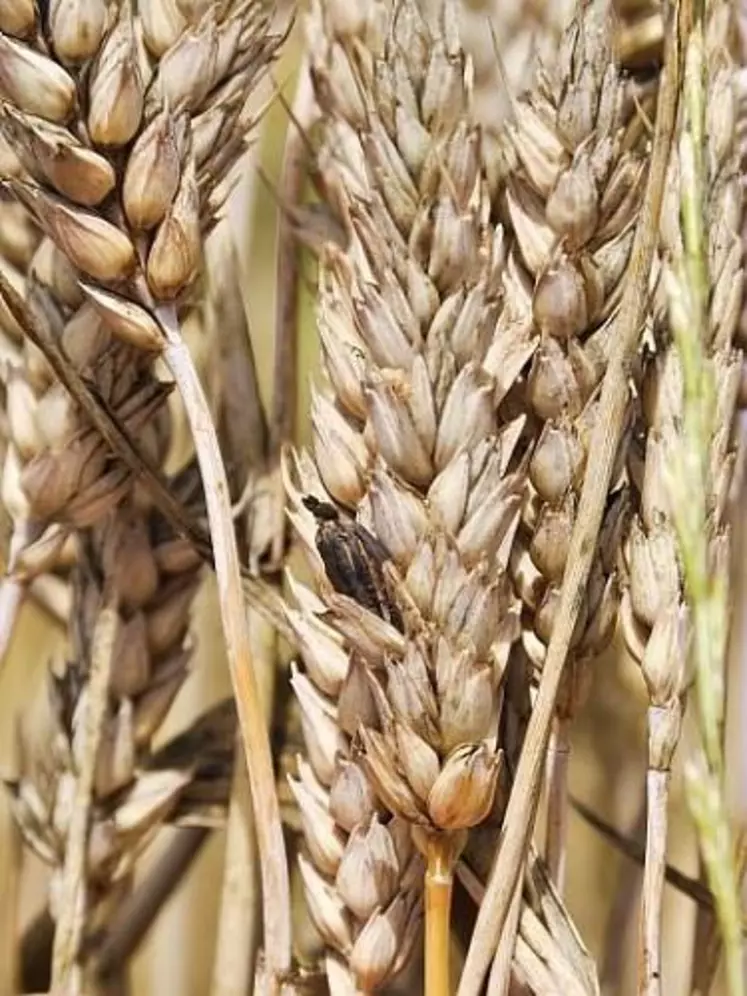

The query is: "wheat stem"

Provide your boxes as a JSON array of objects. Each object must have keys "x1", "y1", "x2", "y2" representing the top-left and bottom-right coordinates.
[
  {"x1": 157, "y1": 304, "x2": 292, "y2": 990},
  {"x1": 51, "y1": 594, "x2": 119, "y2": 995},
  {"x1": 0, "y1": 774, "x2": 21, "y2": 996},
  {"x1": 425, "y1": 839, "x2": 457, "y2": 996},
  {"x1": 640, "y1": 763, "x2": 670, "y2": 996},
  {"x1": 486, "y1": 876, "x2": 523, "y2": 996},
  {"x1": 690, "y1": 833, "x2": 747, "y2": 993},
  {"x1": 457, "y1": 4, "x2": 683, "y2": 991},
  {"x1": 545, "y1": 717, "x2": 571, "y2": 892},
  {"x1": 638, "y1": 697, "x2": 681, "y2": 996},
  {"x1": 212, "y1": 601, "x2": 278, "y2": 996},
  {"x1": 211, "y1": 747, "x2": 258, "y2": 996}
]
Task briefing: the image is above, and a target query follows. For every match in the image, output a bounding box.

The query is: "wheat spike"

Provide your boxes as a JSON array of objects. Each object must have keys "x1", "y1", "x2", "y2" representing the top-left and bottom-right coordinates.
[
  {"x1": 621, "y1": 3, "x2": 742, "y2": 783},
  {"x1": 0, "y1": 0, "x2": 281, "y2": 570},
  {"x1": 619, "y1": 4, "x2": 743, "y2": 992},
  {"x1": 7, "y1": 463, "x2": 236, "y2": 987},
  {"x1": 505, "y1": 0, "x2": 643, "y2": 706},
  {"x1": 0, "y1": 1, "x2": 282, "y2": 985},
  {"x1": 281, "y1": 0, "x2": 545, "y2": 989},
  {"x1": 484, "y1": 0, "x2": 651, "y2": 891}
]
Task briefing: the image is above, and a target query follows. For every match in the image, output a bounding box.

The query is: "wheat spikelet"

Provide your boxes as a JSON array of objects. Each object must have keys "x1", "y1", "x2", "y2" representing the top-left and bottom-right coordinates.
[
  {"x1": 1, "y1": 276, "x2": 173, "y2": 568},
  {"x1": 0, "y1": 0, "x2": 282, "y2": 984}
]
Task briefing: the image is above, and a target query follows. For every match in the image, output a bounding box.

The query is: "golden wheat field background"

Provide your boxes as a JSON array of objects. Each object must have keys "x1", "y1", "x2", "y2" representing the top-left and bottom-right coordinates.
[{"x1": 0, "y1": 0, "x2": 745, "y2": 994}]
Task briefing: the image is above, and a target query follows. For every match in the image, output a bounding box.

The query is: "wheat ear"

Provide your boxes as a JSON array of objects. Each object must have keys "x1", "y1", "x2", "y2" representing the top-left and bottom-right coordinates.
[
  {"x1": 620, "y1": 3, "x2": 743, "y2": 991},
  {"x1": 493, "y1": 0, "x2": 650, "y2": 893},
  {"x1": 282, "y1": 0, "x2": 542, "y2": 991},
  {"x1": 0, "y1": 1, "x2": 292, "y2": 987},
  {"x1": 458, "y1": 0, "x2": 683, "y2": 989},
  {"x1": 629, "y1": 4, "x2": 743, "y2": 994}
]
